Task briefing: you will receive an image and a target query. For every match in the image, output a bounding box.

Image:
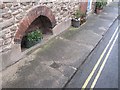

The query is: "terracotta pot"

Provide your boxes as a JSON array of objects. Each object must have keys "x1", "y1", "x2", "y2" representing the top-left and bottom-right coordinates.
[
  {"x1": 80, "y1": 17, "x2": 87, "y2": 25},
  {"x1": 96, "y1": 8, "x2": 103, "y2": 14}
]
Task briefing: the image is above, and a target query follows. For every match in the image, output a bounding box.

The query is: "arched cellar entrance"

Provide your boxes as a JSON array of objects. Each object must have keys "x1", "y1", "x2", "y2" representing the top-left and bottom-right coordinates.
[
  {"x1": 21, "y1": 15, "x2": 53, "y2": 49},
  {"x1": 14, "y1": 6, "x2": 56, "y2": 51}
]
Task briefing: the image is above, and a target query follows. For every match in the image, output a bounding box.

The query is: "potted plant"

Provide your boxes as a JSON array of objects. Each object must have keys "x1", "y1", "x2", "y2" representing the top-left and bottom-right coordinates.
[
  {"x1": 24, "y1": 29, "x2": 43, "y2": 48},
  {"x1": 71, "y1": 10, "x2": 81, "y2": 27},
  {"x1": 95, "y1": 0, "x2": 107, "y2": 14},
  {"x1": 80, "y1": 12, "x2": 87, "y2": 25}
]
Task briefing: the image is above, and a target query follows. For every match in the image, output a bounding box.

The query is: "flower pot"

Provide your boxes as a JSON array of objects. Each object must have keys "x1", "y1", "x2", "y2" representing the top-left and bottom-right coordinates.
[
  {"x1": 80, "y1": 16, "x2": 86, "y2": 25},
  {"x1": 96, "y1": 8, "x2": 103, "y2": 14},
  {"x1": 71, "y1": 19, "x2": 80, "y2": 27},
  {"x1": 25, "y1": 39, "x2": 41, "y2": 48}
]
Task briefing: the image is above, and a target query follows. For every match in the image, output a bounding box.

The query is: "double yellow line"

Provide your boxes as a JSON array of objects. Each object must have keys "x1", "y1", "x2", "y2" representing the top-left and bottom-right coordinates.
[{"x1": 81, "y1": 26, "x2": 119, "y2": 90}]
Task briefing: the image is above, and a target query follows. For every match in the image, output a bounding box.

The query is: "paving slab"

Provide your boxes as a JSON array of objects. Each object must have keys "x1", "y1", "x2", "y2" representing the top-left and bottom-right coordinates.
[
  {"x1": 2, "y1": 56, "x2": 68, "y2": 88},
  {"x1": 61, "y1": 29, "x2": 102, "y2": 48},
  {"x1": 85, "y1": 18, "x2": 113, "y2": 36}
]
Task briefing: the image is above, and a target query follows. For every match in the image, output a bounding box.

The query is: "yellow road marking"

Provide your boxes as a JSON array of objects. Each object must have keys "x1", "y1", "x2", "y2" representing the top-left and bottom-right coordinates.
[
  {"x1": 81, "y1": 26, "x2": 119, "y2": 90},
  {"x1": 90, "y1": 33, "x2": 118, "y2": 89}
]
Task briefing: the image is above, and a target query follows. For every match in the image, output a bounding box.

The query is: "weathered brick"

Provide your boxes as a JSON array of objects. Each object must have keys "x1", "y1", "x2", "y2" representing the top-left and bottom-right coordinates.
[
  {"x1": 0, "y1": 44, "x2": 11, "y2": 53},
  {"x1": 0, "y1": 17, "x2": 15, "y2": 30},
  {"x1": 1, "y1": 8, "x2": 9, "y2": 13},
  {"x1": 12, "y1": 9, "x2": 22, "y2": 16},
  {"x1": 10, "y1": 6, "x2": 20, "y2": 12},
  {"x1": 63, "y1": 12, "x2": 68, "y2": 17},
  {"x1": 10, "y1": 25, "x2": 17, "y2": 31},
  {"x1": 22, "y1": 5, "x2": 32, "y2": 10},
  {"x1": 15, "y1": 18, "x2": 20, "y2": 23},
  {"x1": 0, "y1": 3, "x2": 5, "y2": 9},
  {"x1": 16, "y1": 13, "x2": 24, "y2": 21},
  {"x1": 20, "y1": 2, "x2": 30, "y2": 6},
  {"x1": 2, "y1": 0, "x2": 17, "y2": 2},
  {"x1": 1, "y1": 28, "x2": 11, "y2": 34},
  {"x1": 5, "y1": 3, "x2": 12, "y2": 8},
  {"x1": 0, "y1": 18, "x2": 3, "y2": 22},
  {"x1": 4, "y1": 38, "x2": 12, "y2": 45},
  {"x1": 0, "y1": 38, "x2": 4, "y2": 46},
  {"x1": 3, "y1": 33, "x2": 12, "y2": 39},
  {"x1": 2, "y1": 13, "x2": 12, "y2": 19},
  {"x1": 13, "y1": 3, "x2": 19, "y2": 7},
  {"x1": 10, "y1": 31, "x2": 15, "y2": 37},
  {"x1": 0, "y1": 28, "x2": 13, "y2": 39},
  {"x1": 17, "y1": 0, "x2": 36, "y2": 2},
  {"x1": 0, "y1": 31, "x2": 5, "y2": 38}
]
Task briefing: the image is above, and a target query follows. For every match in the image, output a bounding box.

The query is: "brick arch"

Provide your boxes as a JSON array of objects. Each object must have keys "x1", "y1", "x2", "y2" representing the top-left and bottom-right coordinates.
[{"x1": 14, "y1": 6, "x2": 56, "y2": 43}]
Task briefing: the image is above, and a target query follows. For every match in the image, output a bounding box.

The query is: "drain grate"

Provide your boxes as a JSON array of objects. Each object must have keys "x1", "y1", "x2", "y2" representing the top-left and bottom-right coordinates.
[{"x1": 50, "y1": 62, "x2": 61, "y2": 69}]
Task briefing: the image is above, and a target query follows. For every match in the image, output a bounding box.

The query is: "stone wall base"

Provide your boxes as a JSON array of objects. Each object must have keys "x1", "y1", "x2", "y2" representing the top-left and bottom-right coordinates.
[{"x1": 53, "y1": 19, "x2": 71, "y2": 36}]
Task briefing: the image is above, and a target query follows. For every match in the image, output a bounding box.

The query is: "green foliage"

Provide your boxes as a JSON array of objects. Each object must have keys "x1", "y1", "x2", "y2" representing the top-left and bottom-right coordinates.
[
  {"x1": 26, "y1": 29, "x2": 43, "y2": 42},
  {"x1": 80, "y1": 13, "x2": 86, "y2": 18},
  {"x1": 96, "y1": 0, "x2": 107, "y2": 9},
  {"x1": 74, "y1": 10, "x2": 81, "y2": 19},
  {"x1": 74, "y1": 10, "x2": 86, "y2": 19}
]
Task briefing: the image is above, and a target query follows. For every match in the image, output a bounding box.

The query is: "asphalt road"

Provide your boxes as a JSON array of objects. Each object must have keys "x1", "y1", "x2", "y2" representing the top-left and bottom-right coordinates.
[
  {"x1": 95, "y1": 29, "x2": 118, "y2": 88},
  {"x1": 65, "y1": 18, "x2": 119, "y2": 89}
]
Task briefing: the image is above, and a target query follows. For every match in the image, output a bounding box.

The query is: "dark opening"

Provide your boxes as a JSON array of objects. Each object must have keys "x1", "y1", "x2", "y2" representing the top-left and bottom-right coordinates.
[{"x1": 21, "y1": 15, "x2": 53, "y2": 50}]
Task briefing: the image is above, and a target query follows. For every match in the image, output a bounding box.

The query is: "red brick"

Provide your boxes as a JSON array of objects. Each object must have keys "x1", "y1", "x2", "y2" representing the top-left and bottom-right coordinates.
[
  {"x1": 80, "y1": 0, "x2": 88, "y2": 14},
  {"x1": 14, "y1": 6, "x2": 56, "y2": 43}
]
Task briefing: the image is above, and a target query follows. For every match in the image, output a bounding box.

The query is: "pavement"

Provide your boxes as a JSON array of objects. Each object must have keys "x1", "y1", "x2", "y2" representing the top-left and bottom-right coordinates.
[
  {"x1": 65, "y1": 16, "x2": 119, "y2": 88},
  {"x1": 2, "y1": 1, "x2": 118, "y2": 88}
]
